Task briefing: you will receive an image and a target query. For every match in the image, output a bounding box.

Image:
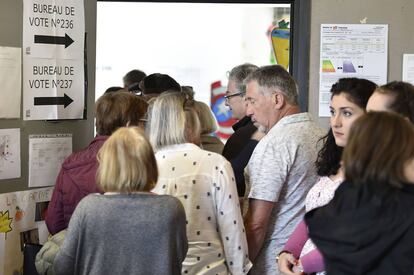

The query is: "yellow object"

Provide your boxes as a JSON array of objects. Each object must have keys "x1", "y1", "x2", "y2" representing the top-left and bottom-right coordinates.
[
  {"x1": 0, "y1": 211, "x2": 13, "y2": 233},
  {"x1": 271, "y1": 27, "x2": 290, "y2": 70}
]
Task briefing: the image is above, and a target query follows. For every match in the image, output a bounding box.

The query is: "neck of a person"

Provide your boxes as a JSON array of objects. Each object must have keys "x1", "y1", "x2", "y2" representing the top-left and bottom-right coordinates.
[
  {"x1": 279, "y1": 104, "x2": 301, "y2": 118},
  {"x1": 267, "y1": 104, "x2": 301, "y2": 132},
  {"x1": 329, "y1": 166, "x2": 344, "y2": 181}
]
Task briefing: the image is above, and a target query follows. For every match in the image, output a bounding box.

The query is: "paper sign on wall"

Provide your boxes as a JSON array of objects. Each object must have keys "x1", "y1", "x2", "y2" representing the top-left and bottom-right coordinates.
[
  {"x1": 0, "y1": 129, "x2": 21, "y2": 180},
  {"x1": 318, "y1": 24, "x2": 388, "y2": 117},
  {"x1": 22, "y1": 0, "x2": 85, "y2": 120},
  {"x1": 28, "y1": 134, "x2": 72, "y2": 187},
  {"x1": 0, "y1": 47, "x2": 22, "y2": 119},
  {"x1": 0, "y1": 187, "x2": 53, "y2": 275},
  {"x1": 402, "y1": 54, "x2": 414, "y2": 85}
]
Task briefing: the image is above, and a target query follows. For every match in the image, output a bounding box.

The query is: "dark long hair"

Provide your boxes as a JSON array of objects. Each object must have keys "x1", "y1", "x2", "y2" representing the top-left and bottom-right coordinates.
[{"x1": 316, "y1": 78, "x2": 377, "y2": 176}]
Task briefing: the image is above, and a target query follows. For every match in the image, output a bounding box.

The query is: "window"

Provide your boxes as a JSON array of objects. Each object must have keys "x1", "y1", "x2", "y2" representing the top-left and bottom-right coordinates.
[{"x1": 96, "y1": 0, "x2": 309, "y2": 111}]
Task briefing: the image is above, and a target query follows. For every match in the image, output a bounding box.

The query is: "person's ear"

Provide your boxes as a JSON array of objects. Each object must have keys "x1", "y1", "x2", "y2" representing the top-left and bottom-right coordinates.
[{"x1": 273, "y1": 92, "x2": 285, "y2": 109}]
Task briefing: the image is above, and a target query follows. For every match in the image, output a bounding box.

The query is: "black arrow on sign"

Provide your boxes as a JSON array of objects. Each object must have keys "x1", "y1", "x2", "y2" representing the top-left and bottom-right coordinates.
[
  {"x1": 34, "y1": 33, "x2": 74, "y2": 48},
  {"x1": 34, "y1": 94, "x2": 74, "y2": 108}
]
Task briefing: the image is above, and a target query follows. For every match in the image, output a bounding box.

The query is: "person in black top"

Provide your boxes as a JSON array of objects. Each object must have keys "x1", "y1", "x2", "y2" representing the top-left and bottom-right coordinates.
[
  {"x1": 222, "y1": 63, "x2": 264, "y2": 197},
  {"x1": 305, "y1": 112, "x2": 414, "y2": 275}
]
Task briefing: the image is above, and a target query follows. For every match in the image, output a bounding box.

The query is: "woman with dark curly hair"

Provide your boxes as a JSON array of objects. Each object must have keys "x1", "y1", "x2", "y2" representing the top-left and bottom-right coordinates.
[{"x1": 277, "y1": 78, "x2": 376, "y2": 275}]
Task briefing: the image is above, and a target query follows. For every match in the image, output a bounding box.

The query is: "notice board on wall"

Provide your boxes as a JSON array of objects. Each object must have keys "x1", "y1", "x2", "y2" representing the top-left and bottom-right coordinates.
[{"x1": 0, "y1": 187, "x2": 52, "y2": 275}]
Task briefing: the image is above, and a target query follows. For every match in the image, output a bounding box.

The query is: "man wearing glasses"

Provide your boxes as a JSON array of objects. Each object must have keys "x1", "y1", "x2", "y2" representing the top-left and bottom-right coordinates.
[{"x1": 222, "y1": 63, "x2": 263, "y2": 198}]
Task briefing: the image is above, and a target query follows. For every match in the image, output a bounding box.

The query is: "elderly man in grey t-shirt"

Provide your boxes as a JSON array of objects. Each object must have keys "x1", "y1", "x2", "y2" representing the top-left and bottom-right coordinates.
[{"x1": 243, "y1": 65, "x2": 325, "y2": 275}]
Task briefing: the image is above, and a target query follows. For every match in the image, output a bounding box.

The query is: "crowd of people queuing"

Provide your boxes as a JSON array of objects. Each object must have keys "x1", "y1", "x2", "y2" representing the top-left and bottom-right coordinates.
[{"x1": 34, "y1": 64, "x2": 414, "y2": 275}]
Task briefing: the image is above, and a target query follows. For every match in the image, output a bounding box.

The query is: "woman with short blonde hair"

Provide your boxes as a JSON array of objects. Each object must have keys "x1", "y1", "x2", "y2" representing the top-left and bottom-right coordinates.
[
  {"x1": 54, "y1": 127, "x2": 188, "y2": 275},
  {"x1": 148, "y1": 92, "x2": 252, "y2": 275},
  {"x1": 97, "y1": 127, "x2": 158, "y2": 193}
]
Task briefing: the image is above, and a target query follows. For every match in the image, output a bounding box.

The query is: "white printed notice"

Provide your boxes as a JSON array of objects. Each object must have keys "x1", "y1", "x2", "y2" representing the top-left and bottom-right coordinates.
[
  {"x1": 28, "y1": 134, "x2": 72, "y2": 187},
  {"x1": 0, "y1": 47, "x2": 21, "y2": 118},
  {"x1": 319, "y1": 24, "x2": 388, "y2": 117},
  {"x1": 0, "y1": 187, "x2": 53, "y2": 275},
  {"x1": 402, "y1": 54, "x2": 414, "y2": 85},
  {"x1": 22, "y1": 0, "x2": 85, "y2": 120},
  {"x1": 0, "y1": 129, "x2": 20, "y2": 180}
]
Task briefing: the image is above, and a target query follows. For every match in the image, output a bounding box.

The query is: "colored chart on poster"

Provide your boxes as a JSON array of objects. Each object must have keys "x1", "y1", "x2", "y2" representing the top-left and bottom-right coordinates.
[
  {"x1": 343, "y1": 60, "x2": 357, "y2": 73},
  {"x1": 322, "y1": 60, "x2": 336, "y2": 73}
]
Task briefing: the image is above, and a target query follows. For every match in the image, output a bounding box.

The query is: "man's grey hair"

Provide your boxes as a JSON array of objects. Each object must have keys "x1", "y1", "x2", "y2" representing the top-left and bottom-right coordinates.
[
  {"x1": 245, "y1": 65, "x2": 299, "y2": 105},
  {"x1": 228, "y1": 63, "x2": 259, "y2": 93}
]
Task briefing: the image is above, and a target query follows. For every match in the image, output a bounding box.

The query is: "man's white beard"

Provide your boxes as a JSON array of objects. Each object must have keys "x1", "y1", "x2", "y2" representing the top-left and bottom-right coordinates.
[
  {"x1": 253, "y1": 122, "x2": 267, "y2": 134},
  {"x1": 258, "y1": 125, "x2": 267, "y2": 133}
]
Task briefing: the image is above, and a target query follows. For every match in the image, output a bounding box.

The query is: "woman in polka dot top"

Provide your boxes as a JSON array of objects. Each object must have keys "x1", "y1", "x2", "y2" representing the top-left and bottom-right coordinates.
[{"x1": 147, "y1": 92, "x2": 252, "y2": 275}]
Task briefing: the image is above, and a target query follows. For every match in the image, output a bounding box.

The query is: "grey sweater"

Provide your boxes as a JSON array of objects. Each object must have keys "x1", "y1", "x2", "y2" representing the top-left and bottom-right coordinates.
[{"x1": 54, "y1": 193, "x2": 188, "y2": 275}]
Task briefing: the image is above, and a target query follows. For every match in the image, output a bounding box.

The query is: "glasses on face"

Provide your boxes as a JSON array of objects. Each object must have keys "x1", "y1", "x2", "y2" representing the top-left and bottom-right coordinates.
[{"x1": 224, "y1": 91, "x2": 245, "y2": 102}]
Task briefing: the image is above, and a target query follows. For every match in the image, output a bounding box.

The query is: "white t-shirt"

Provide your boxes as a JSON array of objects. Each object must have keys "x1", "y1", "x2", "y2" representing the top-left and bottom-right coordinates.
[
  {"x1": 305, "y1": 176, "x2": 343, "y2": 212},
  {"x1": 153, "y1": 143, "x2": 252, "y2": 275},
  {"x1": 246, "y1": 113, "x2": 325, "y2": 275}
]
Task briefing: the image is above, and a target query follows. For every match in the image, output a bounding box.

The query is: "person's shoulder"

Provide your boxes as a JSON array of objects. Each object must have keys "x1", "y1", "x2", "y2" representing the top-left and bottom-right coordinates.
[
  {"x1": 62, "y1": 137, "x2": 107, "y2": 168},
  {"x1": 199, "y1": 148, "x2": 225, "y2": 160},
  {"x1": 155, "y1": 193, "x2": 179, "y2": 203},
  {"x1": 307, "y1": 177, "x2": 330, "y2": 196},
  {"x1": 76, "y1": 193, "x2": 103, "y2": 209},
  {"x1": 254, "y1": 129, "x2": 281, "y2": 150},
  {"x1": 154, "y1": 195, "x2": 186, "y2": 215},
  {"x1": 299, "y1": 113, "x2": 325, "y2": 134},
  {"x1": 279, "y1": 115, "x2": 325, "y2": 140}
]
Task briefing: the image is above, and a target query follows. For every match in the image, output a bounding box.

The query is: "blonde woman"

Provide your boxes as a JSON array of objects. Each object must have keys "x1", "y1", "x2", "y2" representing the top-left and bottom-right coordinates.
[
  {"x1": 54, "y1": 127, "x2": 188, "y2": 275},
  {"x1": 193, "y1": 100, "x2": 224, "y2": 154},
  {"x1": 147, "y1": 92, "x2": 252, "y2": 275}
]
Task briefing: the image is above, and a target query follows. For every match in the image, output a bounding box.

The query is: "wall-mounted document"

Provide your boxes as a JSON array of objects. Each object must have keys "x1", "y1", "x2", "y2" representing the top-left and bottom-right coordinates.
[
  {"x1": 0, "y1": 129, "x2": 20, "y2": 180},
  {"x1": 0, "y1": 187, "x2": 53, "y2": 275},
  {"x1": 28, "y1": 134, "x2": 72, "y2": 187},
  {"x1": 0, "y1": 47, "x2": 21, "y2": 118},
  {"x1": 319, "y1": 24, "x2": 388, "y2": 117},
  {"x1": 402, "y1": 54, "x2": 414, "y2": 85},
  {"x1": 22, "y1": 0, "x2": 85, "y2": 120}
]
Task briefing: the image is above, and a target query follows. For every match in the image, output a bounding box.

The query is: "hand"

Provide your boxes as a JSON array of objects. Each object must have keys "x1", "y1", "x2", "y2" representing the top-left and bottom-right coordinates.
[
  {"x1": 292, "y1": 259, "x2": 304, "y2": 274},
  {"x1": 278, "y1": 252, "x2": 302, "y2": 275}
]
